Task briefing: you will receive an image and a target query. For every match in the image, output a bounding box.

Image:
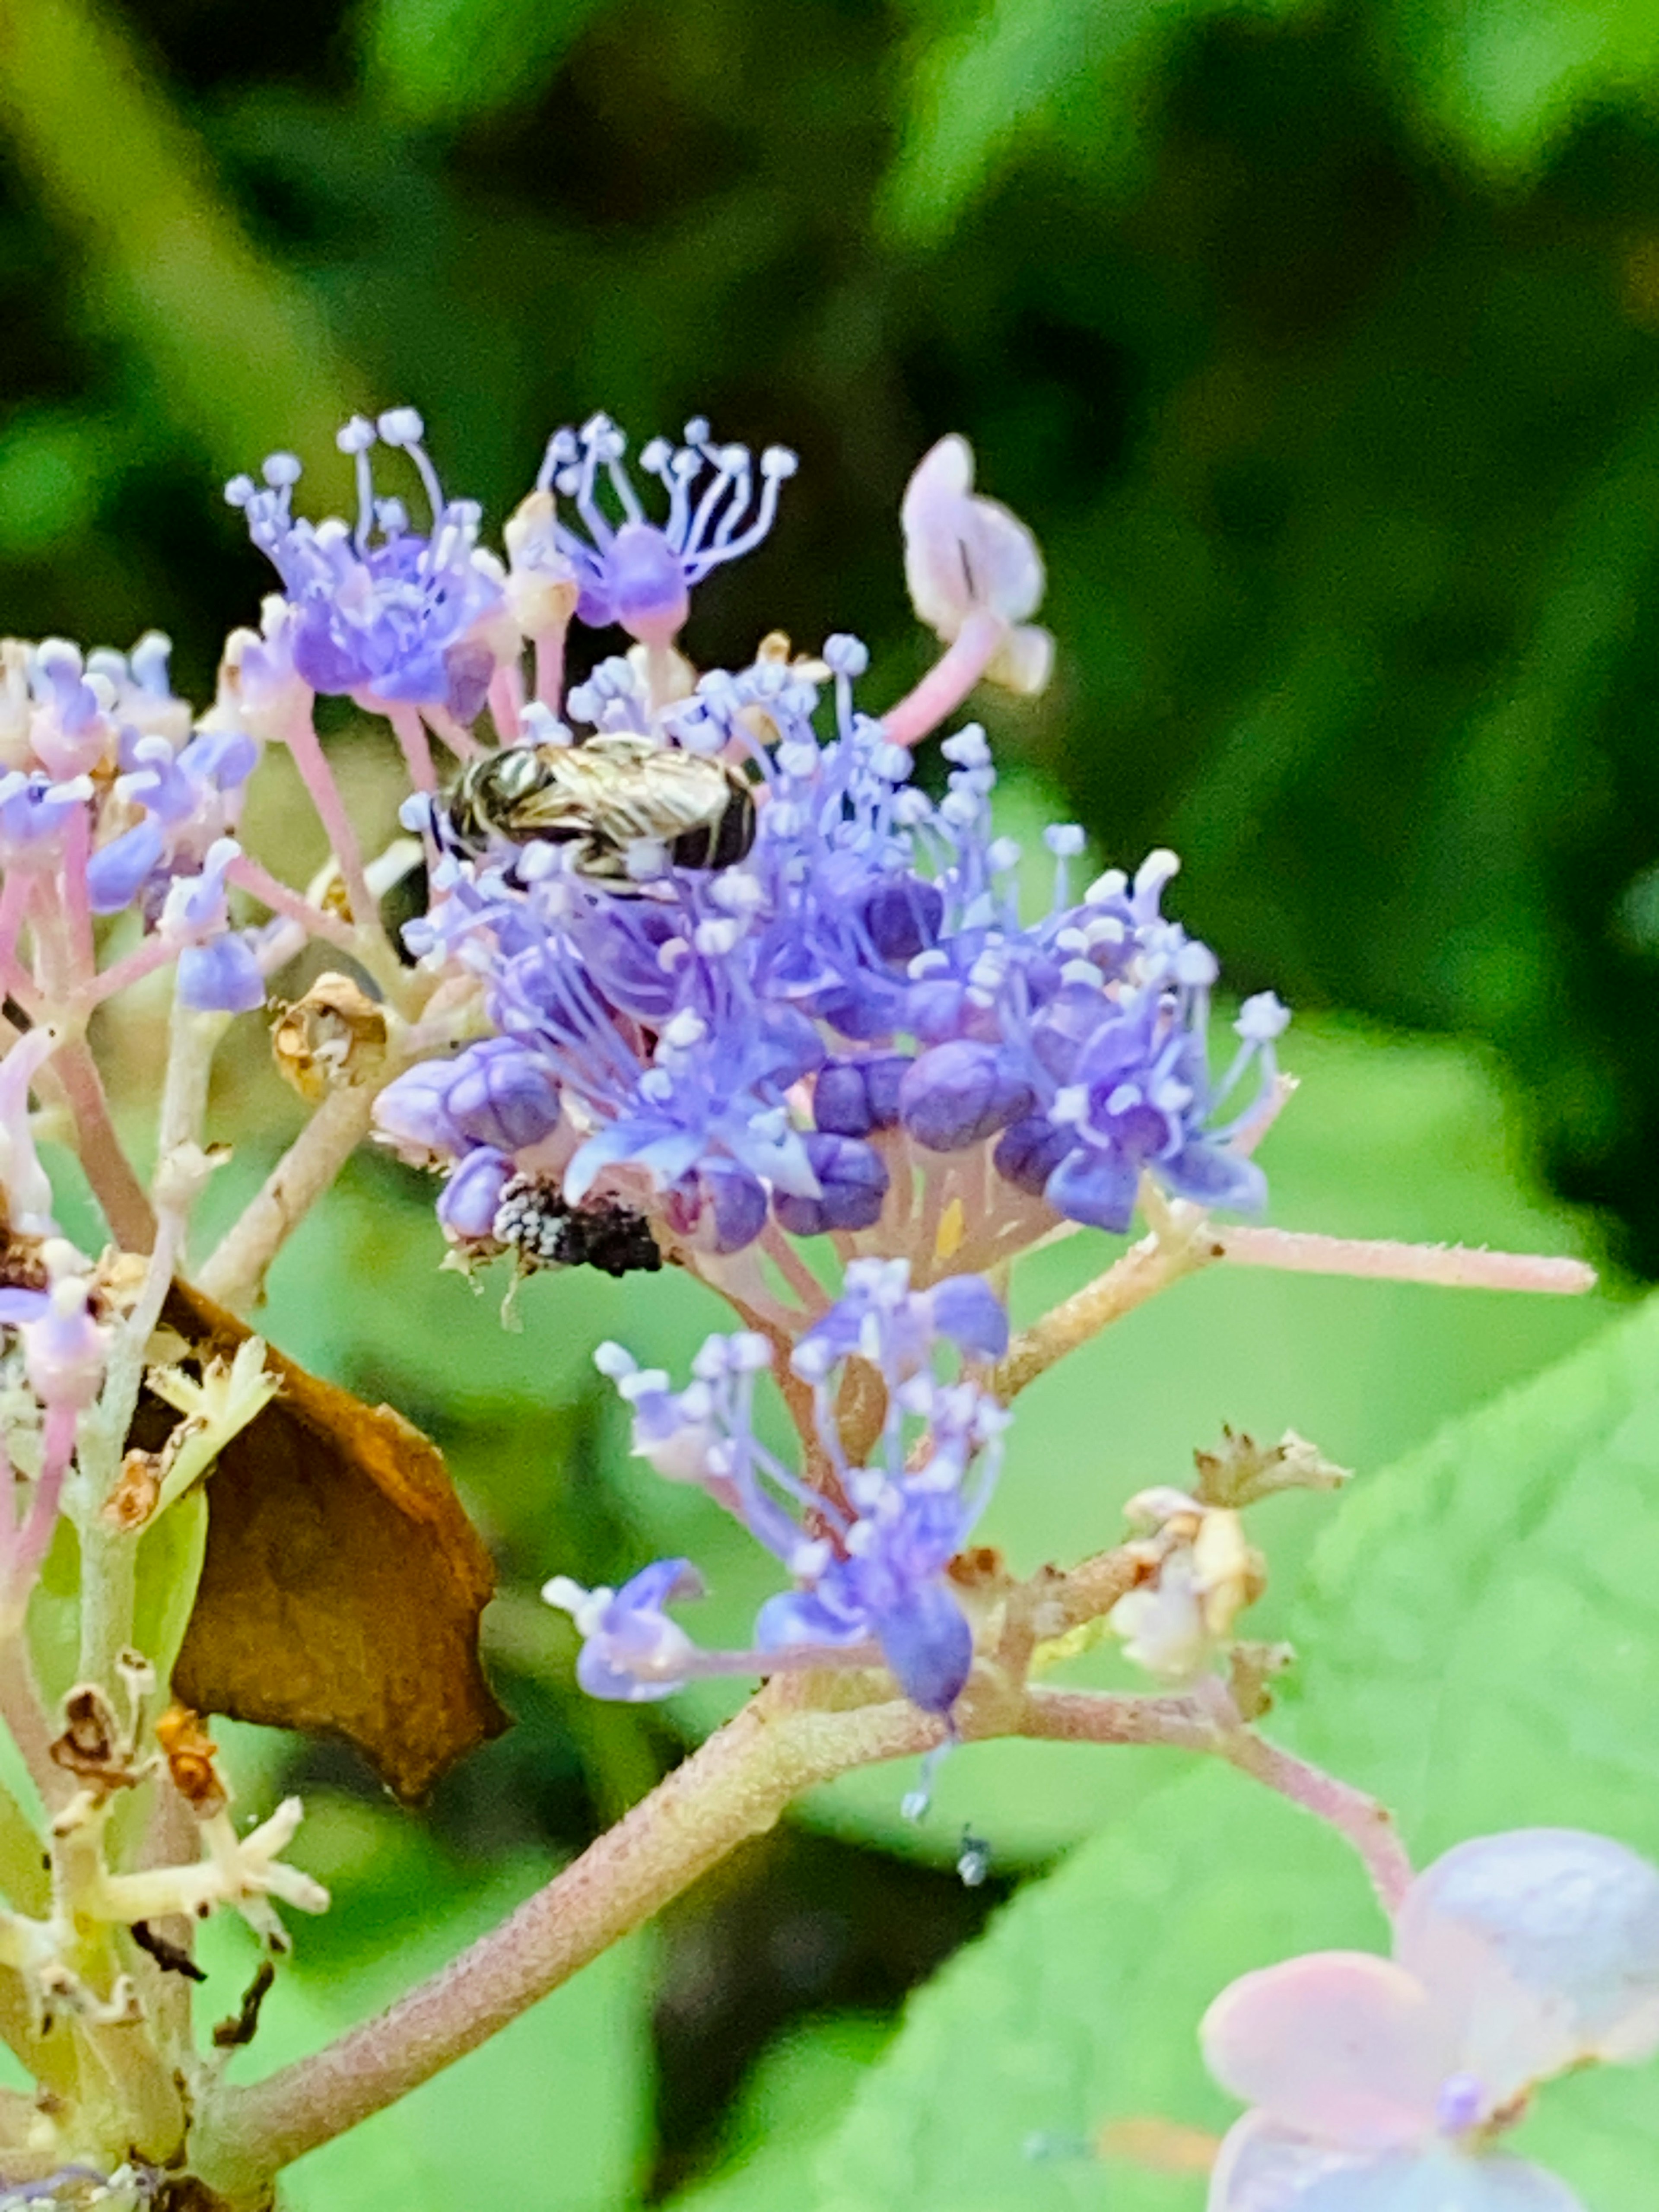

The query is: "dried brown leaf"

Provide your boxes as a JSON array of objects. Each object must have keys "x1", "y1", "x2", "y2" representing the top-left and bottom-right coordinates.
[{"x1": 161, "y1": 1281, "x2": 506, "y2": 1801}]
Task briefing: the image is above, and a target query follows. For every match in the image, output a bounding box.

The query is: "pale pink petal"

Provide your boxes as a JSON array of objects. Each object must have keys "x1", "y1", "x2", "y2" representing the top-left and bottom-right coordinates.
[
  {"x1": 1201, "y1": 1953, "x2": 1453, "y2": 2148},
  {"x1": 1396, "y1": 1830, "x2": 1659, "y2": 2098},
  {"x1": 900, "y1": 434, "x2": 1046, "y2": 641},
  {"x1": 985, "y1": 622, "x2": 1054, "y2": 695},
  {"x1": 1210, "y1": 2120, "x2": 1586, "y2": 2212}
]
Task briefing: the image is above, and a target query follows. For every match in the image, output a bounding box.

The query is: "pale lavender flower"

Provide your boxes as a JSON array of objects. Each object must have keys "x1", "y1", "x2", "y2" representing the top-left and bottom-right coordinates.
[{"x1": 1202, "y1": 1829, "x2": 1659, "y2": 2210}]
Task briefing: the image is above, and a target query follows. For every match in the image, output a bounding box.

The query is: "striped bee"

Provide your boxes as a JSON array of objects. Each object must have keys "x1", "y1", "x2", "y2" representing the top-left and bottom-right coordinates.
[{"x1": 441, "y1": 735, "x2": 756, "y2": 885}]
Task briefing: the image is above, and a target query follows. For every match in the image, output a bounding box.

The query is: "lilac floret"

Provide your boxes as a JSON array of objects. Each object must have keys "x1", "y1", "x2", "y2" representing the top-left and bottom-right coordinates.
[
  {"x1": 177, "y1": 933, "x2": 266, "y2": 1014},
  {"x1": 537, "y1": 414, "x2": 797, "y2": 648},
  {"x1": 663, "y1": 1160, "x2": 771, "y2": 1254},
  {"x1": 561, "y1": 1261, "x2": 1009, "y2": 1720},
  {"x1": 544, "y1": 1560, "x2": 705, "y2": 1703},
  {"x1": 813, "y1": 1055, "x2": 911, "y2": 1139}
]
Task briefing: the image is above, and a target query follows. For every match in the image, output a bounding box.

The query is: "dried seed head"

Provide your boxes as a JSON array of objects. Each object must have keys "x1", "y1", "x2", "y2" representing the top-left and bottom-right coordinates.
[
  {"x1": 155, "y1": 1702, "x2": 228, "y2": 1819},
  {"x1": 271, "y1": 972, "x2": 388, "y2": 1102}
]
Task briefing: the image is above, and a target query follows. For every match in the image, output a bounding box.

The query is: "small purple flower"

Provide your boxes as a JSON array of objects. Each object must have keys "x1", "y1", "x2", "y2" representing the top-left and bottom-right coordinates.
[
  {"x1": 811, "y1": 1055, "x2": 910, "y2": 1138},
  {"x1": 559, "y1": 1262, "x2": 1009, "y2": 1719},
  {"x1": 227, "y1": 410, "x2": 507, "y2": 718},
  {"x1": 662, "y1": 1158, "x2": 771, "y2": 1255},
  {"x1": 0, "y1": 771, "x2": 92, "y2": 866},
  {"x1": 538, "y1": 415, "x2": 797, "y2": 648},
  {"x1": 177, "y1": 933, "x2": 266, "y2": 1015},
  {"x1": 542, "y1": 1560, "x2": 706, "y2": 1702},
  {"x1": 443, "y1": 1037, "x2": 563, "y2": 1154},
  {"x1": 0, "y1": 1272, "x2": 109, "y2": 1411},
  {"x1": 86, "y1": 725, "x2": 258, "y2": 918}
]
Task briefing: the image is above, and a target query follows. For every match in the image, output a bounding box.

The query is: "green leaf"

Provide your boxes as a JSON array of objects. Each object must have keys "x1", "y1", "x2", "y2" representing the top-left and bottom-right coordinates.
[
  {"x1": 360, "y1": 0, "x2": 610, "y2": 126},
  {"x1": 1383, "y1": 0, "x2": 1659, "y2": 175},
  {"x1": 670, "y1": 2015, "x2": 894, "y2": 2212},
  {"x1": 198, "y1": 1795, "x2": 656, "y2": 2212},
  {"x1": 741, "y1": 1294, "x2": 1659, "y2": 2209},
  {"x1": 881, "y1": 0, "x2": 1314, "y2": 244}
]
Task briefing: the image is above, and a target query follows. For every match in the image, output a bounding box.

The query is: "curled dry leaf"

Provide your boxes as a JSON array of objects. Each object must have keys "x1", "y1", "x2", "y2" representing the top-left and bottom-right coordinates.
[{"x1": 152, "y1": 1280, "x2": 506, "y2": 1801}]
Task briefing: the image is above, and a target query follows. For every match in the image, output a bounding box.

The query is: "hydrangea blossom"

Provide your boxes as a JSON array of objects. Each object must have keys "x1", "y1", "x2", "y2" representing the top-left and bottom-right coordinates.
[
  {"x1": 542, "y1": 1259, "x2": 1010, "y2": 1715},
  {"x1": 386, "y1": 628, "x2": 1287, "y2": 1279},
  {"x1": 1201, "y1": 1828, "x2": 1659, "y2": 2209}
]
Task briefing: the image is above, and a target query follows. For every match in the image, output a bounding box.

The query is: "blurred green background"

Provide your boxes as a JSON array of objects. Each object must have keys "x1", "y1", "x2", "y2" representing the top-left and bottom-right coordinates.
[{"x1": 11, "y1": 0, "x2": 1659, "y2": 2202}]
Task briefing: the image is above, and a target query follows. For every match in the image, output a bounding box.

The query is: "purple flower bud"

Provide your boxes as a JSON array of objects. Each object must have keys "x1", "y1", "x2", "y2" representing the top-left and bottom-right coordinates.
[
  {"x1": 899, "y1": 1041, "x2": 1034, "y2": 1152},
  {"x1": 179, "y1": 730, "x2": 259, "y2": 791},
  {"x1": 876, "y1": 1581, "x2": 974, "y2": 1715},
  {"x1": 445, "y1": 1038, "x2": 563, "y2": 1153},
  {"x1": 925, "y1": 1275, "x2": 1009, "y2": 1361},
  {"x1": 772, "y1": 1134, "x2": 890, "y2": 1236},
  {"x1": 813, "y1": 1062, "x2": 873, "y2": 1138},
  {"x1": 663, "y1": 1160, "x2": 769, "y2": 1254},
  {"x1": 437, "y1": 1147, "x2": 513, "y2": 1242},
  {"x1": 908, "y1": 978, "x2": 970, "y2": 1044},
  {"x1": 864, "y1": 1056, "x2": 909, "y2": 1128},
  {"x1": 992, "y1": 1113, "x2": 1076, "y2": 1196},
  {"x1": 814, "y1": 1055, "x2": 912, "y2": 1139},
  {"x1": 374, "y1": 1058, "x2": 469, "y2": 1163},
  {"x1": 864, "y1": 878, "x2": 943, "y2": 964},
  {"x1": 86, "y1": 819, "x2": 165, "y2": 915},
  {"x1": 177, "y1": 934, "x2": 266, "y2": 1014}
]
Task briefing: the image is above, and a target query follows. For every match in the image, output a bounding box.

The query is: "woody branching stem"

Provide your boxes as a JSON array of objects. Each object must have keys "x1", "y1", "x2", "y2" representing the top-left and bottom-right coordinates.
[{"x1": 189, "y1": 1562, "x2": 1405, "y2": 2205}]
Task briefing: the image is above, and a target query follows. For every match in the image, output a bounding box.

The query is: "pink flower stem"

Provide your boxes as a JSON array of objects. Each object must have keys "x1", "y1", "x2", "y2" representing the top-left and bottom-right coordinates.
[
  {"x1": 0, "y1": 868, "x2": 36, "y2": 1002},
  {"x1": 57, "y1": 811, "x2": 97, "y2": 981},
  {"x1": 225, "y1": 855, "x2": 362, "y2": 960},
  {"x1": 0, "y1": 1629, "x2": 67, "y2": 1810},
  {"x1": 8, "y1": 1402, "x2": 74, "y2": 1610},
  {"x1": 86, "y1": 935, "x2": 181, "y2": 1007},
  {"x1": 1220, "y1": 1225, "x2": 1595, "y2": 1295},
  {"x1": 51, "y1": 1037, "x2": 156, "y2": 1252},
  {"x1": 487, "y1": 663, "x2": 524, "y2": 744},
  {"x1": 1216, "y1": 1722, "x2": 1414, "y2": 1917},
  {"x1": 880, "y1": 610, "x2": 1007, "y2": 747},
  {"x1": 279, "y1": 696, "x2": 377, "y2": 925},
  {"x1": 424, "y1": 706, "x2": 482, "y2": 764},
  {"x1": 532, "y1": 622, "x2": 569, "y2": 713},
  {"x1": 383, "y1": 702, "x2": 437, "y2": 795}
]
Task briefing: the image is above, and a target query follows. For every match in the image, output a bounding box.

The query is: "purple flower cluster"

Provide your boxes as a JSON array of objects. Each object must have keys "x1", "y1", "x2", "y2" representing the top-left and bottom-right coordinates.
[
  {"x1": 542, "y1": 1259, "x2": 1010, "y2": 1715},
  {"x1": 0, "y1": 636, "x2": 266, "y2": 1013},
  {"x1": 383, "y1": 633, "x2": 1287, "y2": 1263}
]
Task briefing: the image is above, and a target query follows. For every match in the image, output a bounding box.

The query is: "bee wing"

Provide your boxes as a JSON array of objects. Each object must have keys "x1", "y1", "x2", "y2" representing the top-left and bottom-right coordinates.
[{"x1": 591, "y1": 752, "x2": 737, "y2": 845}]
